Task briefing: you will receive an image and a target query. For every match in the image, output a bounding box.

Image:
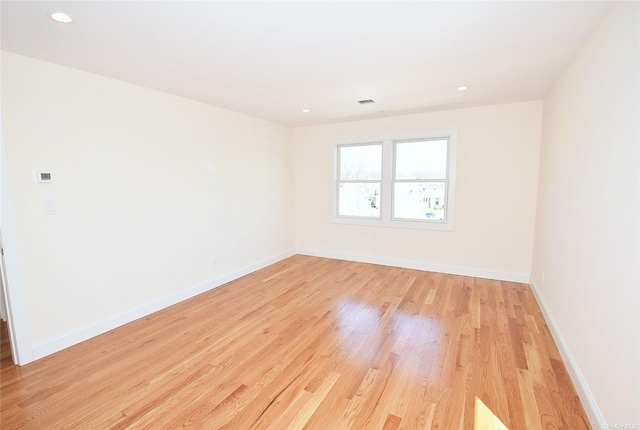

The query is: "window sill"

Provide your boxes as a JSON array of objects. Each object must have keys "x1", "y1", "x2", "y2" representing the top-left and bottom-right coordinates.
[{"x1": 331, "y1": 216, "x2": 454, "y2": 231}]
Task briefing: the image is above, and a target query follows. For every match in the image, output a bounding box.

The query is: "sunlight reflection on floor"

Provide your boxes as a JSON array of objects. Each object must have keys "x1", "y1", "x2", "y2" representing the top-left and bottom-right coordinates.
[
  {"x1": 336, "y1": 299, "x2": 442, "y2": 370},
  {"x1": 474, "y1": 397, "x2": 509, "y2": 430}
]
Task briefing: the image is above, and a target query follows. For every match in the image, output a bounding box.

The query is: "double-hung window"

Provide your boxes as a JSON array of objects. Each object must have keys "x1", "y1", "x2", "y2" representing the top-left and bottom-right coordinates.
[
  {"x1": 333, "y1": 131, "x2": 456, "y2": 231},
  {"x1": 393, "y1": 138, "x2": 449, "y2": 222},
  {"x1": 336, "y1": 143, "x2": 382, "y2": 219}
]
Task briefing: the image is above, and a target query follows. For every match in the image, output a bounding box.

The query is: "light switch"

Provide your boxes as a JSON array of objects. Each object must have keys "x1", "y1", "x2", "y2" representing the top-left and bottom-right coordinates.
[
  {"x1": 207, "y1": 163, "x2": 214, "y2": 173},
  {"x1": 44, "y1": 200, "x2": 57, "y2": 215}
]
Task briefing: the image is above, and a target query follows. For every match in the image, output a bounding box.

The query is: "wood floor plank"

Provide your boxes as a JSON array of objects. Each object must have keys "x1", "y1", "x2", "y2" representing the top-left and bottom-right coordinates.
[
  {"x1": 517, "y1": 368, "x2": 544, "y2": 430},
  {"x1": 288, "y1": 371, "x2": 341, "y2": 429},
  {"x1": 0, "y1": 256, "x2": 591, "y2": 429}
]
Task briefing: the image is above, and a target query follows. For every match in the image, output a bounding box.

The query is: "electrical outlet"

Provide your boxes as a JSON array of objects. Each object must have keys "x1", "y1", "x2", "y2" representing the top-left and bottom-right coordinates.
[
  {"x1": 44, "y1": 199, "x2": 57, "y2": 214},
  {"x1": 212, "y1": 257, "x2": 218, "y2": 267}
]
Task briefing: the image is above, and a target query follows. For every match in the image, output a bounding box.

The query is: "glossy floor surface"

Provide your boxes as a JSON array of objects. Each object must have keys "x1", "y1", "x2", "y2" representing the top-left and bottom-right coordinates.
[{"x1": 0, "y1": 256, "x2": 590, "y2": 429}]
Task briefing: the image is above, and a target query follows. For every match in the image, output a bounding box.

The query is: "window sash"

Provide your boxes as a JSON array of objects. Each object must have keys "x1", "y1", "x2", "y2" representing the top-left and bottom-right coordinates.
[
  {"x1": 337, "y1": 142, "x2": 382, "y2": 181},
  {"x1": 392, "y1": 138, "x2": 450, "y2": 223},
  {"x1": 393, "y1": 137, "x2": 450, "y2": 181},
  {"x1": 336, "y1": 181, "x2": 382, "y2": 219},
  {"x1": 336, "y1": 143, "x2": 382, "y2": 219},
  {"x1": 391, "y1": 179, "x2": 448, "y2": 222}
]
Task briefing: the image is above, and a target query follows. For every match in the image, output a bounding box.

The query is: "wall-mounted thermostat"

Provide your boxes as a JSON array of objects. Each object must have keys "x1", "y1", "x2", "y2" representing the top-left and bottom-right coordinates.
[{"x1": 34, "y1": 170, "x2": 54, "y2": 183}]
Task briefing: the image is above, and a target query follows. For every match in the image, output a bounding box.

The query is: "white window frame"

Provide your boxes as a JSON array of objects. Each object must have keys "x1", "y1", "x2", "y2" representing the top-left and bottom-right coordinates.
[
  {"x1": 332, "y1": 130, "x2": 457, "y2": 231},
  {"x1": 335, "y1": 142, "x2": 383, "y2": 220}
]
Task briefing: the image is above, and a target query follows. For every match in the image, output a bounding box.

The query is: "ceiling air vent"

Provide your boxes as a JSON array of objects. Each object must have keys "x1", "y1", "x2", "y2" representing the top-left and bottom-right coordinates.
[{"x1": 357, "y1": 99, "x2": 375, "y2": 104}]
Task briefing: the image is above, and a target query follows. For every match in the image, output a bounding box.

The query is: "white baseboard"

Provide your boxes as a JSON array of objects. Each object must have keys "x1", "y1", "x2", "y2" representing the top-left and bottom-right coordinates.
[
  {"x1": 31, "y1": 250, "x2": 296, "y2": 362},
  {"x1": 528, "y1": 278, "x2": 605, "y2": 429},
  {"x1": 296, "y1": 248, "x2": 530, "y2": 283}
]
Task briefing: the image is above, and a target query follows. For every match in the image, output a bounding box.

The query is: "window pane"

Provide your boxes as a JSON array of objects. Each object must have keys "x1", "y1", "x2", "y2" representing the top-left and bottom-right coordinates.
[
  {"x1": 340, "y1": 144, "x2": 382, "y2": 180},
  {"x1": 394, "y1": 182, "x2": 445, "y2": 221},
  {"x1": 338, "y1": 183, "x2": 381, "y2": 218},
  {"x1": 395, "y1": 140, "x2": 447, "y2": 179}
]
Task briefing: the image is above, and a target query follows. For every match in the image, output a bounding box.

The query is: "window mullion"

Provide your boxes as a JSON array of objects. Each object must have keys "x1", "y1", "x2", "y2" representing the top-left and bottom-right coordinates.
[{"x1": 381, "y1": 139, "x2": 393, "y2": 222}]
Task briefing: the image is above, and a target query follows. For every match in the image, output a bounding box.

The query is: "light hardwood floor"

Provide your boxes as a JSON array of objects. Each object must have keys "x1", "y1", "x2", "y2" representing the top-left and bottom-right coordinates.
[{"x1": 0, "y1": 255, "x2": 590, "y2": 429}]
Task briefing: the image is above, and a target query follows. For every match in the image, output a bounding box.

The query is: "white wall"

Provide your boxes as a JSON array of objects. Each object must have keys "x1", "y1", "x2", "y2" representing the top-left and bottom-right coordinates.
[
  {"x1": 293, "y1": 102, "x2": 542, "y2": 280},
  {"x1": 1, "y1": 52, "x2": 295, "y2": 349},
  {"x1": 1, "y1": 106, "x2": 34, "y2": 364},
  {"x1": 531, "y1": 2, "x2": 639, "y2": 426}
]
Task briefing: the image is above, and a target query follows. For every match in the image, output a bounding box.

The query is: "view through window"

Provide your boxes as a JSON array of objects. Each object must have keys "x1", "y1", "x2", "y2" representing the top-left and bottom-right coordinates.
[
  {"x1": 393, "y1": 139, "x2": 449, "y2": 221},
  {"x1": 337, "y1": 143, "x2": 382, "y2": 218}
]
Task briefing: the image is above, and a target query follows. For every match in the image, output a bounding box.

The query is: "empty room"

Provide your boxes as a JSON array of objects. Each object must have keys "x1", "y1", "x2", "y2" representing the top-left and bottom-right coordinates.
[{"x1": 0, "y1": 1, "x2": 638, "y2": 429}]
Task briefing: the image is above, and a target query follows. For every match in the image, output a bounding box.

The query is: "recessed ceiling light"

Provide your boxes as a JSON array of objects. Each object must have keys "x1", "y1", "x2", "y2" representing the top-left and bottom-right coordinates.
[
  {"x1": 49, "y1": 11, "x2": 73, "y2": 24},
  {"x1": 302, "y1": 109, "x2": 310, "y2": 113},
  {"x1": 457, "y1": 86, "x2": 468, "y2": 91}
]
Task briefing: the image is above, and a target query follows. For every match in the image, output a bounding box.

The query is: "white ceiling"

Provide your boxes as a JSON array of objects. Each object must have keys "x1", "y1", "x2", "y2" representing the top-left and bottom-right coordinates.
[{"x1": 1, "y1": 1, "x2": 614, "y2": 127}]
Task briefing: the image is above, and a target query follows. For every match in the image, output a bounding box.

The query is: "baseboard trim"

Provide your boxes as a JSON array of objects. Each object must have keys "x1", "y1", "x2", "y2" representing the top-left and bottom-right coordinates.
[
  {"x1": 296, "y1": 248, "x2": 530, "y2": 283},
  {"x1": 31, "y1": 250, "x2": 296, "y2": 362},
  {"x1": 528, "y1": 278, "x2": 605, "y2": 429}
]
